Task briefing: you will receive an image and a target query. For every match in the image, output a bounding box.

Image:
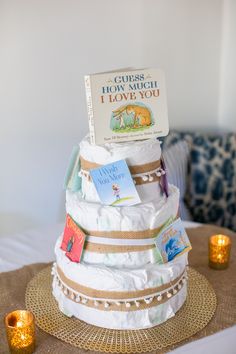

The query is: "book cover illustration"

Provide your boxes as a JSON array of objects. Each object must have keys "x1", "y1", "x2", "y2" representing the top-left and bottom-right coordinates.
[
  {"x1": 90, "y1": 160, "x2": 141, "y2": 206},
  {"x1": 61, "y1": 214, "x2": 86, "y2": 263},
  {"x1": 154, "y1": 218, "x2": 192, "y2": 263},
  {"x1": 85, "y1": 68, "x2": 169, "y2": 145},
  {"x1": 110, "y1": 102, "x2": 154, "y2": 133}
]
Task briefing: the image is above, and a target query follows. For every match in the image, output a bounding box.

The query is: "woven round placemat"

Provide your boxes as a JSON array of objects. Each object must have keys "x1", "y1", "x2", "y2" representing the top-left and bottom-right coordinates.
[{"x1": 25, "y1": 266, "x2": 216, "y2": 353}]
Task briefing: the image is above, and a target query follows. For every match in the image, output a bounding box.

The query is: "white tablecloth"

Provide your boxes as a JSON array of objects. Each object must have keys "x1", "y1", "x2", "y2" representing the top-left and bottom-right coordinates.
[{"x1": 0, "y1": 222, "x2": 235, "y2": 353}]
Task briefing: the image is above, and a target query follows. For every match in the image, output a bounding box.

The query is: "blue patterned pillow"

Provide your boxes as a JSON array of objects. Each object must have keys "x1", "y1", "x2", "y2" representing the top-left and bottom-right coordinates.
[
  {"x1": 163, "y1": 131, "x2": 236, "y2": 231},
  {"x1": 185, "y1": 133, "x2": 236, "y2": 231}
]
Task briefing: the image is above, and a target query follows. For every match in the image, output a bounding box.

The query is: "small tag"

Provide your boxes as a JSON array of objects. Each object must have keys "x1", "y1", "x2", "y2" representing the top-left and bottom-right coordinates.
[
  {"x1": 154, "y1": 218, "x2": 192, "y2": 263},
  {"x1": 61, "y1": 214, "x2": 86, "y2": 263},
  {"x1": 90, "y1": 159, "x2": 141, "y2": 206}
]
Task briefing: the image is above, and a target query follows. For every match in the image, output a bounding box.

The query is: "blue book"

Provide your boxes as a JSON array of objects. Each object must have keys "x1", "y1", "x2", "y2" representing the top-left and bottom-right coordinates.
[
  {"x1": 90, "y1": 160, "x2": 141, "y2": 206},
  {"x1": 154, "y1": 218, "x2": 192, "y2": 263}
]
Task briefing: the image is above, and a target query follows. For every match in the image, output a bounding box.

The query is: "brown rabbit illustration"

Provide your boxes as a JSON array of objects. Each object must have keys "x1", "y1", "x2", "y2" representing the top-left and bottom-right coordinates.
[{"x1": 113, "y1": 104, "x2": 152, "y2": 128}]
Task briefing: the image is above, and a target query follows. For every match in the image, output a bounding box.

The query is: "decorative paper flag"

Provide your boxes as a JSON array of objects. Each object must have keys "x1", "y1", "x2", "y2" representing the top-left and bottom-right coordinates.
[
  {"x1": 64, "y1": 145, "x2": 81, "y2": 192},
  {"x1": 159, "y1": 156, "x2": 169, "y2": 197},
  {"x1": 154, "y1": 218, "x2": 192, "y2": 263},
  {"x1": 61, "y1": 214, "x2": 86, "y2": 263},
  {"x1": 90, "y1": 160, "x2": 141, "y2": 206}
]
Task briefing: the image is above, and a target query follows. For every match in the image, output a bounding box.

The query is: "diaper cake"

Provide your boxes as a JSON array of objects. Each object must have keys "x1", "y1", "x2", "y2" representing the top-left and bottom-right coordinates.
[{"x1": 52, "y1": 68, "x2": 191, "y2": 330}]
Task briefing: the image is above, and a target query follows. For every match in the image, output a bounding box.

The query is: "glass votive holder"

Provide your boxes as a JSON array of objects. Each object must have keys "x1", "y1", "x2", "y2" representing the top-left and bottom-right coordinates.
[
  {"x1": 209, "y1": 234, "x2": 231, "y2": 270},
  {"x1": 5, "y1": 310, "x2": 35, "y2": 354}
]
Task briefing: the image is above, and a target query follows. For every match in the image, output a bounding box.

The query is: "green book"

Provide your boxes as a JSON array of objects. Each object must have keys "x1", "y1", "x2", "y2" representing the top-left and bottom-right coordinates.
[{"x1": 64, "y1": 146, "x2": 81, "y2": 192}]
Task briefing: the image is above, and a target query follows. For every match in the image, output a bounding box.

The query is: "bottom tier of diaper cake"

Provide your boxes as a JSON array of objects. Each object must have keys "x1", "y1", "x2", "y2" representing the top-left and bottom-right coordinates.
[{"x1": 52, "y1": 250, "x2": 188, "y2": 330}]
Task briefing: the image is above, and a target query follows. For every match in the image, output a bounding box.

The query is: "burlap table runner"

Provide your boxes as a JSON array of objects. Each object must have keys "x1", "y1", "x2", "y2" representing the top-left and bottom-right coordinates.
[{"x1": 0, "y1": 225, "x2": 235, "y2": 354}]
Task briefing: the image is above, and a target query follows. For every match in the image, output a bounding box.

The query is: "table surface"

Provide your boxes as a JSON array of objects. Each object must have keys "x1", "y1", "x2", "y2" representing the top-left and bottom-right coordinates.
[{"x1": 0, "y1": 221, "x2": 235, "y2": 354}]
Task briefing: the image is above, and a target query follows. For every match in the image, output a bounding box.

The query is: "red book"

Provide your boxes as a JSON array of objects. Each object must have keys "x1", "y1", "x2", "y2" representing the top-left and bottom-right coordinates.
[{"x1": 61, "y1": 214, "x2": 86, "y2": 263}]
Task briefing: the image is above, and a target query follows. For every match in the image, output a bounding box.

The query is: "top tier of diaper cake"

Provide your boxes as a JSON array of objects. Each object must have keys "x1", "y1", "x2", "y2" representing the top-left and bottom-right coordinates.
[{"x1": 79, "y1": 135, "x2": 165, "y2": 203}]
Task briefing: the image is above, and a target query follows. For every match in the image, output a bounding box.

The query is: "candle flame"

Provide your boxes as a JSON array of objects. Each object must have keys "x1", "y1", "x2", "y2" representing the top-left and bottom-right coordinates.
[{"x1": 16, "y1": 321, "x2": 24, "y2": 328}]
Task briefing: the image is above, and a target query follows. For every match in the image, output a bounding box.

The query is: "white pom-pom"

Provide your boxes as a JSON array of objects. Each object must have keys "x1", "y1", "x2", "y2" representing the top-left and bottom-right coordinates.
[
  {"x1": 135, "y1": 301, "x2": 140, "y2": 308},
  {"x1": 157, "y1": 172, "x2": 161, "y2": 177},
  {"x1": 173, "y1": 289, "x2": 177, "y2": 295},
  {"x1": 94, "y1": 300, "x2": 99, "y2": 307},
  {"x1": 148, "y1": 175, "x2": 154, "y2": 182},
  {"x1": 125, "y1": 302, "x2": 131, "y2": 308},
  {"x1": 178, "y1": 283, "x2": 182, "y2": 290},
  {"x1": 161, "y1": 170, "x2": 166, "y2": 175},
  {"x1": 51, "y1": 263, "x2": 56, "y2": 275},
  {"x1": 104, "y1": 302, "x2": 109, "y2": 308},
  {"x1": 115, "y1": 302, "x2": 121, "y2": 306},
  {"x1": 167, "y1": 292, "x2": 172, "y2": 298},
  {"x1": 142, "y1": 175, "x2": 149, "y2": 181},
  {"x1": 82, "y1": 298, "x2": 88, "y2": 304},
  {"x1": 157, "y1": 295, "x2": 162, "y2": 301},
  {"x1": 75, "y1": 295, "x2": 81, "y2": 303}
]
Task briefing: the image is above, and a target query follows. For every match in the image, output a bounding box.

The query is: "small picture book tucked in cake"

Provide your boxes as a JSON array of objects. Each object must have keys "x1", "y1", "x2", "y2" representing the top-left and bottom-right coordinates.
[
  {"x1": 90, "y1": 160, "x2": 141, "y2": 206},
  {"x1": 155, "y1": 218, "x2": 192, "y2": 263},
  {"x1": 63, "y1": 145, "x2": 81, "y2": 192},
  {"x1": 84, "y1": 68, "x2": 169, "y2": 145},
  {"x1": 61, "y1": 214, "x2": 86, "y2": 263}
]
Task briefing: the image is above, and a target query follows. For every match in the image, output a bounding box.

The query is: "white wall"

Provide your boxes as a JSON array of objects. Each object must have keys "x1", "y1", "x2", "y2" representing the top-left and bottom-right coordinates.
[
  {"x1": 219, "y1": 0, "x2": 236, "y2": 129},
  {"x1": 141, "y1": 0, "x2": 223, "y2": 130},
  {"x1": 0, "y1": 0, "x2": 234, "y2": 235}
]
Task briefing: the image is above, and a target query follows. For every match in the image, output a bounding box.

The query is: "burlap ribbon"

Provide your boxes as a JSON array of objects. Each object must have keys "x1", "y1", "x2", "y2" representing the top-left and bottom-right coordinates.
[
  {"x1": 55, "y1": 265, "x2": 185, "y2": 311},
  {"x1": 84, "y1": 242, "x2": 154, "y2": 253},
  {"x1": 0, "y1": 225, "x2": 236, "y2": 353},
  {"x1": 80, "y1": 156, "x2": 161, "y2": 175},
  {"x1": 86, "y1": 225, "x2": 163, "y2": 239},
  {"x1": 81, "y1": 214, "x2": 179, "y2": 253},
  {"x1": 57, "y1": 266, "x2": 184, "y2": 300},
  {"x1": 80, "y1": 156, "x2": 161, "y2": 185}
]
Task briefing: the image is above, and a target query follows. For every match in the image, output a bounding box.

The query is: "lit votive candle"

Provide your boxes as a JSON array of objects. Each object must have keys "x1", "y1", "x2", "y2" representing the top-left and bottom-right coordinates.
[
  {"x1": 209, "y1": 234, "x2": 231, "y2": 270},
  {"x1": 5, "y1": 310, "x2": 35, "y2": 354}
]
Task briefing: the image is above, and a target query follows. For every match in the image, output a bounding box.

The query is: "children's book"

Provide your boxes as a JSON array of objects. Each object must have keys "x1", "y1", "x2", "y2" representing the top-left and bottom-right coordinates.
[
  {"x1": 61, "y1": 214, "x2": 86, "y2": 263},
  {"x1": 90, "y1": 160, "x2": 141, "y2": 206},
  {"x1": 84, "y1": 68, "x2": 168, "y2": 145},
  {"x1": 63, "y1": 145, "x2": 81, "y2": 192},
  {"x1": 154, "y1": 218, "x2": 192, "y2": 263}
]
